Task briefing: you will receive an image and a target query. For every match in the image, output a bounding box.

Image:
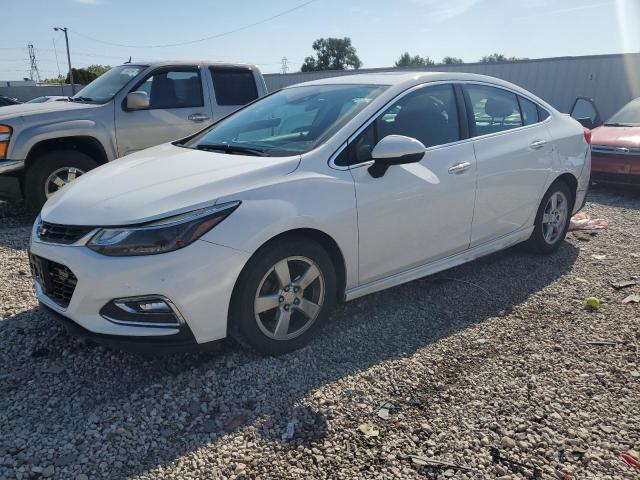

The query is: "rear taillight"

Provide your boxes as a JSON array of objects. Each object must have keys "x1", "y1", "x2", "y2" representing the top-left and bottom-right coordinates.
[
  {"x1": 0, "y1": 125, "x2": 11, "y2": 159},
  {"x1": 583, "y1": 128, "x2": 592, "y2": 145}
]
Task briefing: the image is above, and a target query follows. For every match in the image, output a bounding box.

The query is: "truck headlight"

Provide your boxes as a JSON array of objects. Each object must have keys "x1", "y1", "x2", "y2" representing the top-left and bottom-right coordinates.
[
  {"x1": 87, "y1": 202, "x2": 239, "y2": 256},
  {"x1": 0, "y1": 125, "x2": 12, "y2": 159}
]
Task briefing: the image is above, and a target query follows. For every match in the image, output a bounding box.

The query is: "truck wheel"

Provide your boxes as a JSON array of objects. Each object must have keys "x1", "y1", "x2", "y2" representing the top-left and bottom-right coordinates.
[{"x1": 25, "y1": 150, "x2": 98, "y2": 211}]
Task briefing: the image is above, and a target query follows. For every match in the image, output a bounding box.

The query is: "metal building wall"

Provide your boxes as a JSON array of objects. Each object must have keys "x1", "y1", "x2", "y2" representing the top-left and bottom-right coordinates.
[
  {"x1": 0, "y1": 84, "x2": 78, "y2": 102},
  {"x1": 264, "y1": 53, "x2": 640, "y2": 120}
]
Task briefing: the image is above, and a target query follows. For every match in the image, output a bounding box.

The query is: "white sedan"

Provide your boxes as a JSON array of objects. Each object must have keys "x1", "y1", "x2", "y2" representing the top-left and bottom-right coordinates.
[{"x1": 29, "y1": 72, "x2": 590, "y2": 355}]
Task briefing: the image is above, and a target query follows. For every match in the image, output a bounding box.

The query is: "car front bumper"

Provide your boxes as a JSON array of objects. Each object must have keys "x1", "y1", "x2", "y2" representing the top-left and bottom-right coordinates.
[{"x1": 29, "y1": 235, "x2": 251, "y2": 348}]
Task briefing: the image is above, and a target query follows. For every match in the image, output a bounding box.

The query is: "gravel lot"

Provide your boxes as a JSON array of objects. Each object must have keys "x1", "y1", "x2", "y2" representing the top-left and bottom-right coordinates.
[{"x1": 0, "y1": 186, "x2": 638, "y2": 480}]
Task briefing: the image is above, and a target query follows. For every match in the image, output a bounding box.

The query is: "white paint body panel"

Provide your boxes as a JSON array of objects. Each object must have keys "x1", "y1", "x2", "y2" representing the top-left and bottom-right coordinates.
[
  {"x1": 351, "y1": 141, "x2": 477, "y2": 284},
  {"x1": 33, "y1": 71, "x2": 590, "y2": 345}
]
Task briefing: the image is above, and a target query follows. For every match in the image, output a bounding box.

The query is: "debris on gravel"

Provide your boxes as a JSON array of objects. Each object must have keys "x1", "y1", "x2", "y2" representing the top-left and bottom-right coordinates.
[{"x1": 0, "y1": 186, "x2": 639, "y2": 480}]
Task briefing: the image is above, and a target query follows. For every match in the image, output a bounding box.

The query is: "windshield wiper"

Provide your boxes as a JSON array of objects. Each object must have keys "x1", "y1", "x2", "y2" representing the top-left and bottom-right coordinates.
[
  {"x1": 604, "y1": 122, "x2": 633, "y2": 127},
  {"x1": 196, "y1": 143, "x2": 268, "y2": 156},
  {"x1": 70, "y1": 96, "x2": 94, "y2": 103}
]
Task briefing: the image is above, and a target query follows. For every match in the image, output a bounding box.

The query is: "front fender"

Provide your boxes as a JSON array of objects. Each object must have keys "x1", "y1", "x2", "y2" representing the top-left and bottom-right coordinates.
[
  {"x1": 12, "y1": 119, "x2": 117, "y2": 162},
  {"x1": 200, "y1": 168, "x2": 359, "y2": 290}
]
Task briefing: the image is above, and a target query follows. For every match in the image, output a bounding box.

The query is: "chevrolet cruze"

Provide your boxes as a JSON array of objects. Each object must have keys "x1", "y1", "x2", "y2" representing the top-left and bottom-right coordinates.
[{"x1": 29, "y1": 72, "x2": 590, "y2": 355}]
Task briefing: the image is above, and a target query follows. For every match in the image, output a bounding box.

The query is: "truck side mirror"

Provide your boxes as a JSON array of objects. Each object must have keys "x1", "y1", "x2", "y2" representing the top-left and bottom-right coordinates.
[{"x1": 125, "y1": 91, "x2": 149, "y2": 110}]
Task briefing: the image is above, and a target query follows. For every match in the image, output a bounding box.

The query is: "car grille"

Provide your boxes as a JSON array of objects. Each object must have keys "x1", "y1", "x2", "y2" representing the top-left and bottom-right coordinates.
[
  {"x1": 29, "y1": 254, "x2": 78, "y2": 308},
  {"x1": 37, "y1": 221, "x2": 94, "y2": 245}
]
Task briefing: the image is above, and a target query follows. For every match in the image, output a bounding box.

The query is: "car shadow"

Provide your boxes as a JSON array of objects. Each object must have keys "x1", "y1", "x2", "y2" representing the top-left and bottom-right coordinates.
[
  {"x1": 0, "y1": 240, "x2": 579, "y2": 478},
  {"x1": 0, "y1": 200, "x2": 36, "y2": 250},
  {"x1": 587, "y1": 182, "x2": 640, "y2": 209}
]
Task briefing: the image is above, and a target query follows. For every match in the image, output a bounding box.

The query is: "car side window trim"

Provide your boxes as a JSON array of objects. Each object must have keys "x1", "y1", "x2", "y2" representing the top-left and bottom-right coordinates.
[
  {"x1": 328, "y1": 80, "x2": 554, "y2": 171},
  {"x1": 123, "y1": 65, "x2": 204, "y2": 111},
  {"x1": 329, "y1": 81, "x2": 470, "y2": 170}
]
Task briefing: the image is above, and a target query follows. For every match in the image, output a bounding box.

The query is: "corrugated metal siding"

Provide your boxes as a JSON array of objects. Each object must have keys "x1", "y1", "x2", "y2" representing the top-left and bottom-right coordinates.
[{"x1": 264, "y1": 53, "x2": 640, "y2": 120}]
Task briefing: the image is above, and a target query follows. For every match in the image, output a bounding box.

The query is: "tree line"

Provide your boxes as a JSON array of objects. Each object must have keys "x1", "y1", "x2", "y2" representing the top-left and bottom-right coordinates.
[
  {"x1": 301, "y1": 37, "x2": 528, "y2": 72},
  {"x1": 43, "y1": 65, "x2": 111, "y2": 85}
]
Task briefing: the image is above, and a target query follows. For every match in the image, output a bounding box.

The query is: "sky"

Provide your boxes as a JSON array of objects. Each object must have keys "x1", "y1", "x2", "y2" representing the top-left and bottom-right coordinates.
[{"x1": 1, "y1": 0, "x2": 639, "y2": 80}]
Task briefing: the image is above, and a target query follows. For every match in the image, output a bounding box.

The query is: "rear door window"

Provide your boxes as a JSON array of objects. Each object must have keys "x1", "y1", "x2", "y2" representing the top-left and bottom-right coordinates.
[
  {"x1": 209, "y1": 67, "x2": 259, "y2": 106},
  {"x1": 465, "y1": 84, "x2": 523, "y2": 136}
]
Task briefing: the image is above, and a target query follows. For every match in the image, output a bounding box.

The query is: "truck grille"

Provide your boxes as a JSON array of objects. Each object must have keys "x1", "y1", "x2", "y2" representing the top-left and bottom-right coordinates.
[
  {"x1": 37, "y1": 221, "x2": 94, "y2": 245},
  {"x1": 29, "y1": 254, "x2": 78, "y2": 308}
]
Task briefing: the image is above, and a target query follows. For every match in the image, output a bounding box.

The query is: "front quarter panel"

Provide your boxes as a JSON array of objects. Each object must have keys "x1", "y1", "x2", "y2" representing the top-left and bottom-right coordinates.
[
  {"x1": 9, "y1": 103, "x2": 117, "y2": 161},
  {"x1": 202, "y1": 144, "x2": 359, "y2": 291}
]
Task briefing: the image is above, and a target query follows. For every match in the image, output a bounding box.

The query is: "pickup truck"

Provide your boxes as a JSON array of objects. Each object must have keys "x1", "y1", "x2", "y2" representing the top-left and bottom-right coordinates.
[{"x1": 0, "y1": 61, "x2": 268, "y2": 209}]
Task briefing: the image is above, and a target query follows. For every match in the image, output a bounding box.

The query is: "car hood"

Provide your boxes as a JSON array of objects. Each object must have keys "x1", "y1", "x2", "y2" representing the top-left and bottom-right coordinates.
[
  {"x1": 591, "y1": 125, "x2": 640, "y2": 148},
  {"x1": 41, "y1": 143, "x2": 301, "y2": 226},
  {"x1": 0, "y1": 100, "x2": 99, "y2": 121}
]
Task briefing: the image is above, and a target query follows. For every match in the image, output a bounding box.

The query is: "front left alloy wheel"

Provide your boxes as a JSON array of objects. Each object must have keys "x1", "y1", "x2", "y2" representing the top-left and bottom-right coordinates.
[{"x1": 230, "y1": 237, "x2": 336, "y2": 355}]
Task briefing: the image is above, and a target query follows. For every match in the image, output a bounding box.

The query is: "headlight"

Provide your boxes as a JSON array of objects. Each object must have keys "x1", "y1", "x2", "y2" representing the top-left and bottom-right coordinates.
[
  {"x1": 0, "y1": 125, "x2": 12, "y2": 159},
  {"x1": 87, "y1": 201, "x2": 240, "y2": 256}
]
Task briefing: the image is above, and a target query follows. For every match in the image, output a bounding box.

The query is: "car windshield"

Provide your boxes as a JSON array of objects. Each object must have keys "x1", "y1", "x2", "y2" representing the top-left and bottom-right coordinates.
[
  {"x1": 27, "y1": 96, "x2": 48, "y2": 103},
  {"x1": 605, "y1": 98, "x2": 640, "y2": 126},
  {"x1": 71, "y1": 65, "x2": 147, "y2": 104},
  {"x1": 184, "y1": 84, "x2": 388, "y2": 157}
]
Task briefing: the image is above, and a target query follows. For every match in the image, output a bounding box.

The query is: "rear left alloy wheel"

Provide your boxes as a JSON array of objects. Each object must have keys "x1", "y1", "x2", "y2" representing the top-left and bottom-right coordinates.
[
  {"x1": 523, "y1": 180, "x2": 573, "y2": 253},
  {"x1": 230, "y1": 237, "x2": 336, "y2": 355}
]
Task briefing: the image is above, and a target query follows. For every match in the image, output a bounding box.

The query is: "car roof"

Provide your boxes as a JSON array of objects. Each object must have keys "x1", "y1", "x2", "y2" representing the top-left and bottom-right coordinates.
[
  {"x1": 291, "y1": 71, "x2": 518, "y2": 87},
  {"x1": 135, "y1": 60, "x2": 260, "y2": 70},
  {"x1": 286, "y1": 71, "x2": 552, "y2": 109}
]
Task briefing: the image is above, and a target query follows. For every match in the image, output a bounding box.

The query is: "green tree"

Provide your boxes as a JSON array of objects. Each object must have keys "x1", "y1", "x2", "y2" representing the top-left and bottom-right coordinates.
[
  {"x1": 86, "y1": 64, "x2": 111, "y2": 77},
  {"x1": 42, "y1": 74, "x2": 66, "y2": 85},
  {"x1": 301, "y1": 37, "x2": 362, "y2": 72},
  {"x1": 479, "y1": 53, "x2": 528, "y2": 63},
  {"x1": 65, "y1": 64, "x2": 111, "y2": 85},
  {"x1": 442, "y1": 56, "x2": 464, "y2": 65},
  {"x1": 394, "y1": 52, "x2": 435, "y2": 67}
]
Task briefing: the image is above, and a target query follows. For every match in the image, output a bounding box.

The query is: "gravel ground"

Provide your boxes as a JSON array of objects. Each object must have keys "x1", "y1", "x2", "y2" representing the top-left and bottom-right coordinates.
[{"x1": 0, "y1": 186, "x2": 639, "y2": 480}]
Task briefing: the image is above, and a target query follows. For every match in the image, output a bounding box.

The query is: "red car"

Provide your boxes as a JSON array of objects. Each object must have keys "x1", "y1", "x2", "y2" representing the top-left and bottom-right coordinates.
[{"x1": 571, "y1": 97, "x2": 640, "y2": 185}]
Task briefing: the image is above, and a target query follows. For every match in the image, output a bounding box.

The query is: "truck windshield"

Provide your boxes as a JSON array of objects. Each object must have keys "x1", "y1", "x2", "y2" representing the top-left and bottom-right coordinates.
[
  {"x1": 605, "y1": 98, "x2": 640, "y2": 126},
  {"x1": 183, "y1": 84, "x2": 388, "y2": 157},
  {"x1": 71, "y1": 65, "x2": 147, "y2": 104}
]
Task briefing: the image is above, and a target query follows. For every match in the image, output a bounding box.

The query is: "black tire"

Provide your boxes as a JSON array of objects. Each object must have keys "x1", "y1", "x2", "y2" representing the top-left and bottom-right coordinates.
[
  {"x1": 229, "y1": 236, "x2": 337, "y2": 355},
  {"x1": 24, "y1": 150, "x2": 98, "y2": 211},
  {"x1": 523, "y1": 180, "x2": 574, "y2": 254}
]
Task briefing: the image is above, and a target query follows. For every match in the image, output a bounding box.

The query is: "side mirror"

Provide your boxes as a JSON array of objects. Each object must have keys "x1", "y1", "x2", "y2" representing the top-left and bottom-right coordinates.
[
  {"x1": 368, "y1": 135, "x2": 426, "y2": 178},
  {"x1": 125, "y1": 91, "x2": 149, "y2": 110}
]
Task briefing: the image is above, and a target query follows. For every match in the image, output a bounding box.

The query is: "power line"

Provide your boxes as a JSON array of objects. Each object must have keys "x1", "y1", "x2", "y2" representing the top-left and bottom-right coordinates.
[{"x1": 69, "y1": 0, "x2": 319, "y2": 48}]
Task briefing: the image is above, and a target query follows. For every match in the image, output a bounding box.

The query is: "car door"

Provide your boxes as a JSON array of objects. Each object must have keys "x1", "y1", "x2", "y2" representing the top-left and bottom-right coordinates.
[
  {"x1": 344, "y1": 83, "x2": 477, "y2": 284},
  {"x1": 206, "y1": 66, "x2": 261, "y2": 121},
  {"x1": 114, "y1": 66, "x2": 213, "y2": 156},
  {"x1": 464, "y1": 83, "x2": 554, "y2": 246},
  {"x1": 570, "y1": 97, "x2": 602, "y2": 129}
]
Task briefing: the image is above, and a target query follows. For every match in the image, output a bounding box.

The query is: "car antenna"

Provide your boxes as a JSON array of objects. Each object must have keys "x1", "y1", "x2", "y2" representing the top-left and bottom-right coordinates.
[{"x1": 124, "y1": 56, "x2": 131, "y2": 64}]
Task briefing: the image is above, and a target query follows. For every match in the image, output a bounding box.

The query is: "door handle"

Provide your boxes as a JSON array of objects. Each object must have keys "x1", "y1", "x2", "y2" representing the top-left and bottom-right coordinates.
[
  {"x1": 188, "y1": 113, "x2": 210, "y2": 123},
  {"x1": 448, "y1": 162, "x2": 472, "y2": 174},
  {"x1": 530, "y1": 139, "x2": 547, "y2": 150}
]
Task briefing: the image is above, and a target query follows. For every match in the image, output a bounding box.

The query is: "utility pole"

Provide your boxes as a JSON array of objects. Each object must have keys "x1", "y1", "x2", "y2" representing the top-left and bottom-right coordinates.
[
  {"x1": 281, "y1": 57, "x2": 289, "y2": 75},
  {"x1": 53, "y1": 27, "x2": 74, "y2": 95},
  {"x1": 27, "y1": 43, "x2": 41, "y2": 82}
]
